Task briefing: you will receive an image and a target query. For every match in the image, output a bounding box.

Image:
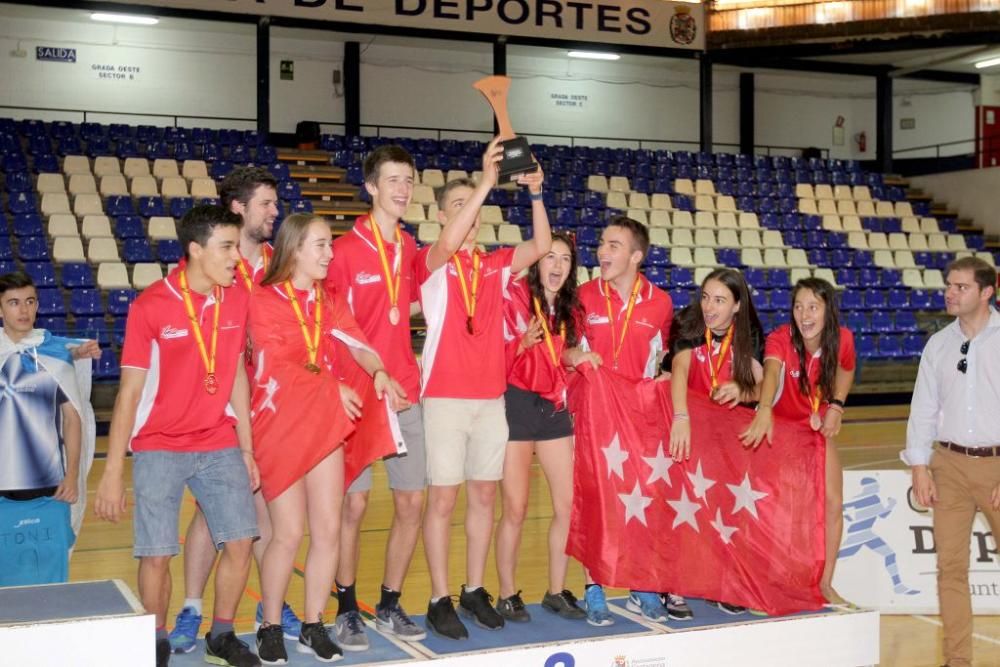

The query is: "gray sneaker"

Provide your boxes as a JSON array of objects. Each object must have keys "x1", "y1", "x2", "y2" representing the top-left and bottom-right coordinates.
[
  {"x1": 376, "y1": 601, "x2": 427, "y2": 641},
  {"x1": 334, "y1": 610, "x2": 369, "y2": 652},
  {"x1": 542, "y1": 589, "x2": 587, "y2": 620}
]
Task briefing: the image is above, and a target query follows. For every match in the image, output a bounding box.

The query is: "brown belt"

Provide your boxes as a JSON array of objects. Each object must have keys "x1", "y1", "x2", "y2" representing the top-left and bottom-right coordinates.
[{"x1": 939, "y1": 441, "x2": 1000, "y2": 458}]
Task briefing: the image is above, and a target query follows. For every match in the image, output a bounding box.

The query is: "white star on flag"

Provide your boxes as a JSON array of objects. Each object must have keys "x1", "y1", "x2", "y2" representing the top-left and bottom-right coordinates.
[
  {"x1": 642, "y1": 442, "x2": 674, "y2": 486},
  {"x1": 687, "y1": 460, "x2": 716, "y2": 502},
  {"x1": 727, "y1": 473, "x2": 769, "y2": 519},
  {"x1": 618, "y1": 482, "x2": 654, "y2": 526},
  {"x1": 602, "y1": 433, "x2": 629, "y2": 481},
  {"x1": 710, "y1": 508, "x2": 738, "y2": 544},
  {"x1": 667, "y1": 487, "x2": 701, "y2": 532}
]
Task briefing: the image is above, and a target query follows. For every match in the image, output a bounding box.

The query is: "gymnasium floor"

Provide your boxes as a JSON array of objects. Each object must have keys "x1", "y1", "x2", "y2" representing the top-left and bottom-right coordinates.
[{"x1": 70, "y1": 404, "x2": 1000, "y2": 666}]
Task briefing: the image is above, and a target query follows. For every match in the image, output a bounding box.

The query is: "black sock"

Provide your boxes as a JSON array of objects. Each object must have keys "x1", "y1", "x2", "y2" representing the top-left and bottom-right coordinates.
[
  {"x1": 336, "y1": 580, "x2": 358, "y2": 616},
  {"x1": 379, "y1": 584, "x2": 401, "y2": 610}
]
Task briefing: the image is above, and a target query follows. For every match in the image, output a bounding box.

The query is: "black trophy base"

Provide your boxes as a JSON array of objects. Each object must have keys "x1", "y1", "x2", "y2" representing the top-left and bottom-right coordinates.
[{"x1": 499, "y1": 136, "x2": 539, "y2": 183}]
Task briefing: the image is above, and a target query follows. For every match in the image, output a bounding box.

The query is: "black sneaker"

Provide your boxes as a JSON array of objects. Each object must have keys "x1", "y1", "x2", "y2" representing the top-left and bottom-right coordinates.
[
  {"x1": 204, "y1": 631, "x2": 262, "y2": 667},
  {"x1": 425, "y1": 596, "x2": 469, "y2": 640},
  {"x1": 255, "y1": 624, "x2": 288, "y2": 665},
  {"x1": 495, "y1": 591, "x2": 531, "y2": 622},
  {"x1": 542, "y1": 589, "x2": 587, "y2": 620},
  {"x1": 297, "y1": 621, "x2": 342, "y2": 662},
  {"x1": 658, "y1": 593, "x2": 694, "y2": 621},
  {"x1": 156, "y1": 638, "x2": 171, "y2": 667},
  {"x1": 706, "y1": 599, "x2": 747, "y2": 615},
  {"x1": 458, "y1": 585, "x2": 505, "y2": 630}
]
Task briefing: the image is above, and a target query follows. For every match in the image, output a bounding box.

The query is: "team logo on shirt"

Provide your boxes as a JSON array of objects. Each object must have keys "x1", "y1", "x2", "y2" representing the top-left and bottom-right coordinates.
[
  {"x1": 160, "y1": 325, "x2": 189, "y2": 340},
  {"x1": 789, "y1": 369, "x2": 801, "y2": 378},
  {"x1": 587, "y1": 313, "x2": 610, "y2": 325},
  {"x1": 355, "y1": 271, "x2": 382, "y2": 285},
  {"x1": 695, "y1": 348, "x2": 706, "y2": 363}
]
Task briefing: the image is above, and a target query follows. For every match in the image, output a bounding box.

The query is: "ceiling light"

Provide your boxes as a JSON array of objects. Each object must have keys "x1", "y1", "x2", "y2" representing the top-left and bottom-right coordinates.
[
  {"x1": 975, "y1": 57, "x2": 1000, "y2": 69},
  {"x1": 90, "y1": 12, "x2": 159, "y2": 25},
  {"x1": 568, "y1": 51, "x2": 620, "y2": 61}
]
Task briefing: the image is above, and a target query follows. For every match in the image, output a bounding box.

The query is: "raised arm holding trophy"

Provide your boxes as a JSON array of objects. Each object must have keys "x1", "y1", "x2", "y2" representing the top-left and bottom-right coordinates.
[{"x1": 473, "y1": 75, "x2": 540, "y2": 183}]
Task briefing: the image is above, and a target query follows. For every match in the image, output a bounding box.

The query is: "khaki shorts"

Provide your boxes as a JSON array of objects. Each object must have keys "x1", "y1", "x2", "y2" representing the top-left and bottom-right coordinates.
[{"x1": 422, "y1": 397, "x2": 509, "y2": 485}]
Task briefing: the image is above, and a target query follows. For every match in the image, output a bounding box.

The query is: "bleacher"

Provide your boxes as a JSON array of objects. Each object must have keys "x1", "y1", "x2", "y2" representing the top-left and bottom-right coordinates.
[{"x1": 2, "y1": 119, "x2": 997, "y2": 384}]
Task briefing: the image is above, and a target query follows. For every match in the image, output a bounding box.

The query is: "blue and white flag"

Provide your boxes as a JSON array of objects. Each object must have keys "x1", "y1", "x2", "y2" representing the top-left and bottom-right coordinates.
[{"x1": 0, "y1": 329, "x2": 96, "y2": 536}]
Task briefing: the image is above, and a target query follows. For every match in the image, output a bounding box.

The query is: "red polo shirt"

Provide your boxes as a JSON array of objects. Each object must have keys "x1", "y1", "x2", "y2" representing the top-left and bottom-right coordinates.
[
  {"x1": 764, "y1": 324, "x2": 856, "y2": 422},
  {"x1": 121, "y1": 266, "x2": 250, "y2": 452},
  {"x1": 577, "y1": 275, "x2": 673, "y2": 381},
  {"x1": 327, "y1": 216, "x2": 421, "y2": 401},
  {"x1": 415, "y1": 245, "x2": 515, "y2": 399},
  {"x1": 235, "y1": 242, "x2": 273, "y2": 292}
]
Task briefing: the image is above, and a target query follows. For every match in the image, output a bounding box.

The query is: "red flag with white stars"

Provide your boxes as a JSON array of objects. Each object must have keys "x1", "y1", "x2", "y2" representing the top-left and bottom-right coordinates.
[{"x1": 566, "y1": 365, "x2": 826, "y2": 616}]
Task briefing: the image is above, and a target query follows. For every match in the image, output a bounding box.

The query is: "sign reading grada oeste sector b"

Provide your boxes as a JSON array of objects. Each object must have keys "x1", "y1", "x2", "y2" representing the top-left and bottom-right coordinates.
[{"x1": 36, "y1": 46, "x2": 77, "y2": 63}]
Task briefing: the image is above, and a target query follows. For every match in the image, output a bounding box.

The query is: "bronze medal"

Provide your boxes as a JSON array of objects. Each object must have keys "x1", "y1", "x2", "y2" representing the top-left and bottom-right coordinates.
[
  {"x1": 204, "y1": 373, "x2": 219, "y2": 395},
  {"x1": 389, "y1": 305, "x2": 400, "y2": 326},
  {"x1": 305, "y1": 363, "x2": 321, "y2": 374}
]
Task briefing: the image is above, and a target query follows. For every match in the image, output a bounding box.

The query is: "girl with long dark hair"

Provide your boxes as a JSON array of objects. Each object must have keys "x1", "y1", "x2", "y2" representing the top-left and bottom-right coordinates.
[
  {"x1": 494, "y1": 231, "x2": 587, "y2": 623},
  {"x1": 740, "y1": 277, "x2": 856, "y2": 605}
]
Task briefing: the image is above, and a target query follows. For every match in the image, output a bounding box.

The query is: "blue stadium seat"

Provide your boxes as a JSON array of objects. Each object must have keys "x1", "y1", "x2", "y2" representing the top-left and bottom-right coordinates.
[
  {"x1": 929, "y1": 291, "x2": 945, "y2": 310},
  {"x1": 33, "y1": 154, "x2": 59, "y2": 173},
  {"x1": 17, "y1": 236, "x2": 48, "y2": 261},
  {"x1": 170, "y1": 197, "x2": 194, "y2": 219},
  {"x1": 841, "y1": 290, "x2": 864, "y2": 311},
  {"x1": 113, "y1": 317, "x2": 128, "y2": 346},
  {"x1": 577, "y1": 247, "x2": 597, "y2": 268},
  {"x1": 74, "y1": 316, "x2": 109, "y2": 344},
  {"x1": 93, "y1": 348, "x2": 121, "y2": 380},
  {"x1": 0, "y1": 260, "x2": 15, "y2": 274},
  {"x1": 671, "y1": 267, "x2": 695, "y2": 288},
  {"x1": 36, "y1": 288, "x2": 65, "y2": 316},
  {"x1": 24, "y1": 261, "x2": 57, "y2": 287},
  {"x1": 865, "y1": 290, "x2": 888, "y2": 310},
  {"x1": 157, "y1": 239, "x2": 183, "y2": 263},
  {"x1": 902, "y1": 333, "x2": 925, "y2": 357},
  {"x1": 0, "y1": 237, "x2": 11, "y2": 261},
  {"x1": 878, "y1": 334, "x2": 904, "y2": 358},
  {"x1": 8, "y1": 191, "x2": 37, "y2": 214},
  {"x1": 895, "y1": 311, "x2": 919, "y2": 332},
  {"x1": 716, "y1": 248, "x2": 739, "y2": 266},
  {"x1": 106, "y1": 195, "x2": 135, "y2": 217},
  {"x1": 5, "y1": 171, "x2": 31, "y2": 192},
  {"x1": 107, "y1": 289, "x2": 137, "y2": 316},
  {"x1": 669, "y1": 288, "x2": 693, "y2": 309},
  {"x1": 114, "y1": 215, "x2": 145, "y2": 239},
  {"x1": 290, "y1": 199, "x2": 313, "y2": 214},
  {"x1": 870, "y1": 312, "x2": 894, "y2": 333},
  {"x1": 62, "y1": 262, "x2": 95, "y2": 288},
  {"x1": 13, "y1": 214, "x2": 44, "y2": 237},
  {"x1": 646, "y1": 247, "x2": 669, "y2": 267},
  {"x1": 767, "y1": 269, "x2": 791, "y2": 288},
  {"x1": 70, "y1": 289, "x2": 103, "y2": 316},
  {"x1": 646, "y1": 267, "x2": 668, "y2": 289},
  {"x1": 887, "y1": 289, "x2": 910, "y2": 310},
  {"x1": 770, "y1": 288, "x2": 791, "y2": 311},
  {"x1": 844, "y1": 312, "x2": 868, "y2": 334},
  {"x1": 909, "y1": 290, "x2": 932, "y2": 310},
  {"x1": 137, "y1": 197, "x2": 165, "y2": 217},
  {"x1": 856, "y1": 334, "x2": 878, "y2": 359},
  {"x1": 123, "y1": 239, "x2": 154, "y2": 263},
  {"x1": 37, "y1": 316, "x2": 68, "y2": 334}
]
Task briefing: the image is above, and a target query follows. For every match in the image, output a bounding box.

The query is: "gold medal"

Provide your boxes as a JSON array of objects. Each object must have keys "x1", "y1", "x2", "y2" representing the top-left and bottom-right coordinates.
[
  {"x1": 369, "y1": 216, "x2": 404, "y2": 327},
  {"x1": 706, "y1": 324, "x2": 734, "y2": 397},
  {"x1": 602, "y1": 276, "x2": 642, "y2": 365},
  {"x1": 389, "y1": 305, "x2": 400, "y2": 326},
  {"x1": 179, "y1": 271, "x2": 221, "y2": 396},
  {"x1": 453, "y1": 250, "x2": 481, "y2": 336},
  {"x1": 283, "y1": 281, "x2": 323, "y2": 374}
]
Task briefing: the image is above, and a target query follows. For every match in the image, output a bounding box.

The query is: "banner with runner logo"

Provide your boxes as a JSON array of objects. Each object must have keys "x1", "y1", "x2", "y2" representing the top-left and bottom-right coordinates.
[
  {"x1": 833, "y1": 471, "x2": 1000, "y2": 614},
  {"x1": 115, "y1": 0, "x2": 704, "y2": 51}
]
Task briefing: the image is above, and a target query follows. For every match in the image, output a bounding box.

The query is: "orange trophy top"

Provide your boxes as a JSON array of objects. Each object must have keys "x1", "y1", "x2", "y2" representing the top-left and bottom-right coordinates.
[{"x1": 473, "y1": 75, "x2": 516, "y2": 141}]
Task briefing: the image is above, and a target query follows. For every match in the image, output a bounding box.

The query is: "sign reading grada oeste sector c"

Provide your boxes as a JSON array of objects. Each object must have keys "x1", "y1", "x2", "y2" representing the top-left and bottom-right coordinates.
[{"x1": 36, "y1": 46, "x2": 77, "y2": 63}]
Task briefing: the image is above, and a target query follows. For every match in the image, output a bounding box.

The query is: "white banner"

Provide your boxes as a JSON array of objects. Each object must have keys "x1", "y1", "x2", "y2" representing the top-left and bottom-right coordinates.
[
  {"x1": 115, "y1": 0, "x2": 704, "y2": 50},
  {"x1": 834, "y1": 471, "x2": 1000, "y2": 614}
]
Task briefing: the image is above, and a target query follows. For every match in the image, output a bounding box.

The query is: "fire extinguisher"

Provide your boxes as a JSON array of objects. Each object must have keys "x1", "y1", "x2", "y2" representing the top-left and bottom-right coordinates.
[{"x1": 855, "y1": 131, "x2": 867, "y2": 153}]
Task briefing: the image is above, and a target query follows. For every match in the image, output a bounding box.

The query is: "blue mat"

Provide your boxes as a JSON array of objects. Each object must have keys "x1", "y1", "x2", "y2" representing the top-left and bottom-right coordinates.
[
  {"x1": 415, "y1": 601, "x2": 650, "y2": 657},
  {"x1": 169, "y1": 627, "x2": 413, "y2": 666},
  {"x1": 609, "y1": 596, "x2": 835, "y2": 631},
  {"x1": 0, "y1": 581, "x2": 135, "y2": 624}
]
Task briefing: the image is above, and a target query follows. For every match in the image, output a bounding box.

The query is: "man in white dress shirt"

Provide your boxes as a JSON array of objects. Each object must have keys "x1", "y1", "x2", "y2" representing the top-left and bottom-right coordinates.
[{"x1": 903, "y1": 255, "x2": 1000, "y2": 667}]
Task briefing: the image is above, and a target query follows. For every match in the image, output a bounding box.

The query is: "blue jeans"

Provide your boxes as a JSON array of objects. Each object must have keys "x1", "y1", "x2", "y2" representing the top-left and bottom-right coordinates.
[{"x1": 133, "y1": 448, "x2": 258, "y2": 558}]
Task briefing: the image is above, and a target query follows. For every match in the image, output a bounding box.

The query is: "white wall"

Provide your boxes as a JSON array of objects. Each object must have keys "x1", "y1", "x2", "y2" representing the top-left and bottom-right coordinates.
[
  {"x1": 0, "y1": 2, "x2": 979, "y2": 158},
  {"x1": 912, "y1": 167, "x2": 1000, "y2": 236}
]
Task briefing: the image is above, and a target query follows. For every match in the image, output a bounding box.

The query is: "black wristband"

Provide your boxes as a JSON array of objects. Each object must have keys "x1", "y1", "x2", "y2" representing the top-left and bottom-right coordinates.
[{"x1": 829, "y1": 398, "x2": 845, "y2": 408}]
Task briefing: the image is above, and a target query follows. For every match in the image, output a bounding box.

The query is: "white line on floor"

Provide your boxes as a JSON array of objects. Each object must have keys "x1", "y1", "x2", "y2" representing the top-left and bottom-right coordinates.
[
  {"x1": 845, "y1": 458, "x2": 904, "y2": 470},
  {"x1": 912, "y1": 614, "x2": 1000, "y2": 646}
]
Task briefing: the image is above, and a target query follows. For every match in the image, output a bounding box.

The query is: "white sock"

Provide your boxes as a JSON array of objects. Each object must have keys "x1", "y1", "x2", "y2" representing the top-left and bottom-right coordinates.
[
  {"x1": 464, "y1": 585, "x2": 482, "y2": 593},
  {"x1": 183, "y1": 598, "x2": 203, "y2": 616},
  {"x1": 430, "y1": 595, "x2": 446, "y2": 604}
]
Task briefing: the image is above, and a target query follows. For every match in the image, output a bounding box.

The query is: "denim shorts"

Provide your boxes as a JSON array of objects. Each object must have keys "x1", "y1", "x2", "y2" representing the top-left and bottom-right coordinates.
[{"x1": 132, "y1": 447, "x2": 259, "y2": 558}]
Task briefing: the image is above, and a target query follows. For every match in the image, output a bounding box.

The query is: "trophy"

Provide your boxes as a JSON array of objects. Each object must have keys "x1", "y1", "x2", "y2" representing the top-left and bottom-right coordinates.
[{"x1": 473, "y1": 75, "x2": 539, "y2": 183}]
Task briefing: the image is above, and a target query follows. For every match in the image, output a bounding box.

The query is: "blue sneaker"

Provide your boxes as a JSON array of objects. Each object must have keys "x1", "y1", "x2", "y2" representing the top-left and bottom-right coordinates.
[
  {"x1": 255, "y1": 601, "x2": 303, "y2": 640},
  {"x1": 167, "y1": 606, "x2": 202, "y2": 654},
  {"x1": 626, "y1": 591, "x2": 669, "y2": 622},
  {"x1": 583, "y1": 585, "x2": 614, "y2": 627}
]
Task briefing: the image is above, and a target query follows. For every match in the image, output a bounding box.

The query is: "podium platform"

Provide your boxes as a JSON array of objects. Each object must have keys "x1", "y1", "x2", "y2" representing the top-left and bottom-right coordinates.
[
  {"x1": 169, "y1": 597, "x2": 879, "y2": 667},
  {"x1": 0, "y1": 579, "x2": 154, "y2": 666}
]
